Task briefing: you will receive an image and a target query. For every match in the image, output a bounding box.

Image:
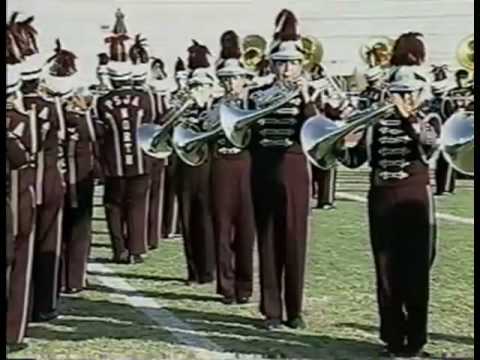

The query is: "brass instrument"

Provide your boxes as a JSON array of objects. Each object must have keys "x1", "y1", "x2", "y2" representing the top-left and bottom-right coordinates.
[
  {"x1": 456, "y1": 34, "x2": 474, "y2": 73},
  {"x1": 359, "y1": 36, "x2": 394, "y2": 68},
  {"x1": 439, "y1": 110, "x2": 474, "y2": 176},
  {"x1": 241, "y1": 34, "x2": 268, "y2": 72},
  {"x1": 137, "y1": 95, "x2": 195, "y2": 159},
  {"x1": 301, "y1": 35, "x2": 324, "y2": 73},
  {"x1": 301, "y1": 102, "x2": 396, "y2": 169},
  {"x1": 220, "y1": 85, "x2": 300, "y2": 148},
  {"x1": 172, "y1": 120, "x2": 222, "y2": 166}
]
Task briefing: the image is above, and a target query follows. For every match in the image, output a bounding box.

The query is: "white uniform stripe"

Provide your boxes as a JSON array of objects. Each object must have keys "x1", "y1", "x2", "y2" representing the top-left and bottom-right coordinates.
[
  {"x1": 105, "y1": 113, "x2": 124, "y2": 176},
  {"x1": 54, "y1": 97, "x2": 67, "y2": 141},
  {"x1": 328, "y1": 168, "x2": 335, "y2": 203},
  {"x1": 18, "y1": 192, "x2": 36, "y2": 342},
  {"x1": 445, "y1": 163, "x2": 453, "y2": 191},
  {"x1": 36, "y1": 150, "x2": 45, "y2": 205},
  {"x1": 136, "y1": 110, "x2": 145, "y2": 174},
  {"x1": 148, "y1": 91, "x2": 157, "y2": 122},
  {"x1": 157, "y1": 168, "x2": 166, "y2": 242},
  {"x1": 11, "y1": 170, "x2": 19, "y2": 236},
  {"x1": 85, "y1": 110, "x2": 97, "y2": 143},
  {"x1": 366, "y1": 126, "x2": 373, "y2": 163},
  {"x1": 170, "y1": 196, "x2": 179, "y2": 236},
  {"x1": 51, "y1": 207, "x2": 64, "y2": 309},
  {"x1": 426, "y1": 185, "x2": 437, "y2": 262},
  {"x1": 144, "y1": 182, "x2": 151, "y2": 250},
  {"x1": 29, "y1": 106, "x2": 38, "y2": 154}
]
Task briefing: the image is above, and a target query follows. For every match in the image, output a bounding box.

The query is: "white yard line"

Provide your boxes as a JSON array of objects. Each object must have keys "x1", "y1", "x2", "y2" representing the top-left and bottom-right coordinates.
[
  {"x1": 336, "y1": 192, "x2": 474, "y2": 225},
  {"x1": 88, "y1": 263, "x2": 262, "y2": 360}
]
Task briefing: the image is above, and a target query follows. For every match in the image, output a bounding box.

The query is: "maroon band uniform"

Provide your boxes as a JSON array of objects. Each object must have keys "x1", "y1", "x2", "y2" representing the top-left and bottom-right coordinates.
[
  {"x1": 22, "y1": 91, "x2": 66, "y2": 320},
  {"x1": 6, "y1": 103, "x2": 38, "y2": 343},
  {"x1": 176, "y1": 102, "x2": 216, "y2": 283},
  {"x1": 339, "y1": 69, "x2": 439, "y2": 352},
  {"x1": 95, "y1": 86, "x2": 155, "y2": 259},
  {"x1": 61, "y1": 104, "x2": 97, "y2": 291},
  {"x1": 248, "y1": 83, "x2": 319, "y2": 322},
  {"x1": 147, "y1": 87, "x2": 170, "y2": 249}
]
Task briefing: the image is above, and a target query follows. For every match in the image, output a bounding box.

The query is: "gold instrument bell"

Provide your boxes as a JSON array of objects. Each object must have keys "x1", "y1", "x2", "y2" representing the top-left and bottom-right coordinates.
[
  {"x1": 241, "y1": 34, "x2": 268, "y2": 72},
  {"x1": 301, "y1": 35, "x2": 324, "y2": 72},
  {"x1": 456, "y1": 34, "x2": 474, "y2": 73},
  {"x1": 359, "y1": 36, "x2": 395, "y2": 68}
]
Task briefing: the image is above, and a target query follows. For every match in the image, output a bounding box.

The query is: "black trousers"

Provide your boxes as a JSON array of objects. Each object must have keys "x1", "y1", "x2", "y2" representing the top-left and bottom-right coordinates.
[
  {"x1": 6, "y1": 197, "x2": 14, "y2": 306},
  {"x1": 252, "y1": 151, "x2": 310, "y2": 321},
  {"x1": 211, "y1": 154, "x2": 255, "y2": 299},
  {"x1": 61, "y1": 175, "x2": 94, "y2": 290},
  {"x1": 104, "y1": 175, "x2": 151, "y2": 257},
  {"x1": 435, "y1": 154, "x2": 456, "y2": 194},
  {"x1": 177, "y1": 160, "x2": 215, "y2": 283},
  {"x1": 7, "y1": 169, "x2": 36, "y2": 344},
  {"x1": 32, "y1": 167, "x2": 64, "y2": 318},
  {"x1": 148, "y1": 161, "x2": 165, "y2": 249},
  {"x1": 311, "y1": 166, "x2": 337, "y2": 207},
  {"x1": 162, "y1": 154, "x2": 181, "y2": 237},
  {"x1": 368, "y1": 181, "x2": 436, "y2": 350}
]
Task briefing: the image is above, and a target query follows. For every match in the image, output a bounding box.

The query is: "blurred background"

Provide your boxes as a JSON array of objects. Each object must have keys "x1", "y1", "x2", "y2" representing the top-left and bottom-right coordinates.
[{"x1": 6, "y1": 0, "x2": 474, "y2": 86}]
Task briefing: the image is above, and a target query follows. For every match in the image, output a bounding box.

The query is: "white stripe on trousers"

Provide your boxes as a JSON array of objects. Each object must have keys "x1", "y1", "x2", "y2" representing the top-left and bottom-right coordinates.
[
  {"x1": 157, "y1": 169, "x2": 166, "y2": 241},
  {"x1": 144, "y1": 181, "x2": 151, "y2": 251},
  {"x1": 52, "y1": 207, "x2": 64, "y2": 309},
  {"x1": 18, "y1": 189, "x2": 36, "y2": 342},
  {"x1": 11, "y1": 170, "x2": 19, "y2": 236}
]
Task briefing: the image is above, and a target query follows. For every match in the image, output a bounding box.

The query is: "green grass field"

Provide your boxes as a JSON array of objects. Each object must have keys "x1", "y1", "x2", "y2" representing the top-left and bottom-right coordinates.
[{"x1": 9, "y1": 169, "x2": 474, "y2": 360}]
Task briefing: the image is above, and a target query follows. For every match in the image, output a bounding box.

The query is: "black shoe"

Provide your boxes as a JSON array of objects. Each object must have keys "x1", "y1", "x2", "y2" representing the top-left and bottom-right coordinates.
[
  {"x1": 65, "y1": 287, "x2": 83, "y2": 294},
  {"x1": 32, "y1": 310, "x2": 59, "y2": 323},
  {"x1": 112, "y1": 251, "x2": 129, "y2": 264},
  {"x1": 285, "y1": 316, "x2": 306, "y2": 329},
  {"x1": 198, "y1": 276, "x2": 214, "y2": 284},
  {"x1": 148, "y1": 244, "x2": 158, "y2": 250},
  {"x1": 221, "y1": 296, "x2": 235, "y2": 305},
  {"x1": 7, "y1": 342, "x2": 28, "y2": 353},
  {"x1": 130, "y1": 255, "x2": 144, "y2": 264},
  {"x1": 402, "y1": 345, "x2": 431, "y2": 358},
  {"x1": 263, "y1": 318, "x2": 282, "y2": 330},
  {"x1": 236, "y1": 296, "x2": 250, "y2": 304}
]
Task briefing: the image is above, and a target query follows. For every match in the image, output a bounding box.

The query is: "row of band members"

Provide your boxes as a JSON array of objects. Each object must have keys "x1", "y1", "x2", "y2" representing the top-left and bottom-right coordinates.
[{"x1": 6, "y1": 9, "x2": 472, "y2": 358}]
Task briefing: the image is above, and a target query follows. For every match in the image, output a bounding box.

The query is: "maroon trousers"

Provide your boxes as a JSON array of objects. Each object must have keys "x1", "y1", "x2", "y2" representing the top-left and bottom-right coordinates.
[
  {"x1": 104, "y1": 175, "x2": 150, "y2": 257},
  {"x1": 312, "y1": 166, "x2": 336, "y2": 207},
  {"x1": 368, "y1": 181, "x2": 436, "y2": 350},
  {"x1": 211, "y1": 154, "x2": 255, "y2": 299},
  {"x1": 61, "y1": 175, "x2": 94, "y2": 290},
  {"x1": 162, "y1": 154, "x2": 181, "y2": 237},
  {"x1": 32, "y1": 166, "x2": 65, "y2": 318},
  {"x1": 252, "y1": 151, "x2": 310, "y2": 321},
  {"x1": 435, "y1": 154, "x2": 456, "y2": 195},
  {"x1": 7, "y1": 169, "x2": 36, "y2": 344},
  {"x1": 148, "y1": 161, "x2": 166, "y2": 249},
  {"x1": 177, "y1": 160, "x2": 215, "y2": 283}
]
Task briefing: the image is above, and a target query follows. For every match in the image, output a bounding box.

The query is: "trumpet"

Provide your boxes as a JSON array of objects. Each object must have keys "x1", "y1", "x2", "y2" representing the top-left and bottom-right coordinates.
[
  {"x1": 172, "y1": 121, "x2": 222, "y2": 166},
  {"x1": 301, "y1": 102, "x2": 396, "y2": 169},
  {"x1": 220, "y1": 84, "x2": 301, "y2": 148},
  {"x1": 137, "y1": 94, "x2": 195, "y2": 159},
  {"x1": 439, "y1": 110, "x2": 474, "y2": 176}
]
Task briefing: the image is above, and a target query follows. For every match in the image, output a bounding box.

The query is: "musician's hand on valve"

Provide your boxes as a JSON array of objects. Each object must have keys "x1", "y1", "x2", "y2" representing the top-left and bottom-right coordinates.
[{"x1": 391, "y1": 93, "x2": 415, "y2": 120}]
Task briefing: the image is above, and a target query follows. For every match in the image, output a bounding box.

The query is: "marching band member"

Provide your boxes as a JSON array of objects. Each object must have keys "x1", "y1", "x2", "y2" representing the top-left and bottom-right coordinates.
[
  {"x1": 247, "y1": 9, "x2": 321, "y2": 330},
  {"x1": 14, "y1": 13, "x2": 66, "y2": 322},
  {"x1": 176, "y1": 41, "x2": 216, "y2": 284},
  {"x1": 43, "y1": 41, "x2": 96, "y2": 294},
  {"x1": 211, "y1": 30, "x2": 255, "y2": 304},
  {"x1": 129, "y1": 35, "x2": 167, "y2": 250},
  {"x1": 6, "y1": 52, "x2": 38, "y2": 343},
  {"x1": 429, "y1": 68, "x2": 456, "y2": 195},
  {"x1": 96, "y1": 14, "x2": 155, "y2": 264},
  {"x1": 161, "y1": 58, "x2": 187, "y2": 239},
  {"x1": 338, "y1": 32, "x2": 439, "y2": 357}
]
